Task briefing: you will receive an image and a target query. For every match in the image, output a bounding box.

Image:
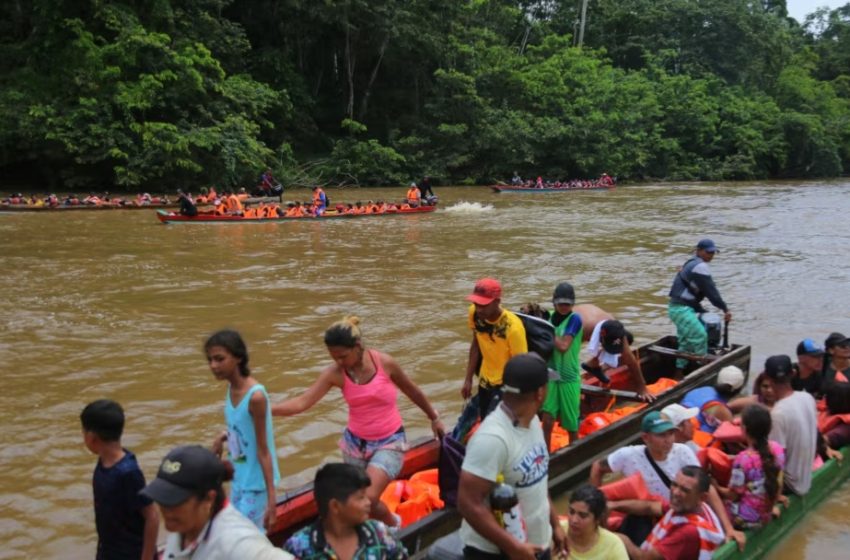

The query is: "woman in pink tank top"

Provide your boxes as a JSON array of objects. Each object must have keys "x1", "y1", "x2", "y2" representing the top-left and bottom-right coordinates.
[{"x1": 272, "y1": 316, "x2": 445, "y2": 529}]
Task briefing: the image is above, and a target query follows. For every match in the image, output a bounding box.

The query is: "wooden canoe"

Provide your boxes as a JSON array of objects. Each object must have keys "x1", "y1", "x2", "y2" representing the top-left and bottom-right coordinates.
[
  {"x1": 712, "y1": 443, "x2": 850, "y2": 560},
  {"x1": 156, "y1": 205, "x2": 437, "y2": 223},
  {"x1": 489, "y1": 185, "x2": 614, "y2": 193},
  {"x1": 0, "y1": 196, "x2": 281, "y2": 212},
  {"x1": 265, "y1": 335, "x2": 751, "y2": 552}
]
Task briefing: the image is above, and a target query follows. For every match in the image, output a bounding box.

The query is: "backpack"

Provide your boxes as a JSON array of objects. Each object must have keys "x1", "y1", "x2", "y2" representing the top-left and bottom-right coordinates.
[{"x1": 514, "y1": 311, "x2": 555, "y2": 363}]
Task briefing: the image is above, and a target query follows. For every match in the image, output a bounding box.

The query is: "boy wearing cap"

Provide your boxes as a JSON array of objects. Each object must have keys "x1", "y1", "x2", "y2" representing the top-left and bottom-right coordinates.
[
  {"x1": 667, "y1": 238, "x2": 732, "y2": 379},
  {"x1": 284, "y1": 463, "x2": 406, "y2": 560},
  {"x1": 661, "y1": 403, "x2": 701, "y2": 453},
  {"x1": 458, "y1": 354, "x2": 566, "y2": 560},
  {"x1": 793, "y1": 338, "x2": 827, "y2": 396},
  {"x1": 463, "y1": 278, "x2": 528, "y2": 419},
  {"x1": 540, "y1": 282, "x2": 584, "y2": 447},
  {"x1": 80, "y1": 400, "x2": 159, "y2": 560},
  {"x1": 680, "y1": 365, "x2": 744, "y2": 434},
  {"x1": 142, "y1": 446, "x2": 292, "y2": 559},
  {"x1": 824, "y1": 332, "x2": 850, "y2": 383},
  {"x1": 764, "y1": 355, "x2": 819, "y2": 495},
  {"x1": 584, "y1": 319, "x2": 652, "y2": 401}
]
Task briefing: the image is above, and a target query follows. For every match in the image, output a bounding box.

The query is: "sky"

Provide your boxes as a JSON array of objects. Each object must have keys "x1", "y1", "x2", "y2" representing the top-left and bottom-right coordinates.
[{"x1": 786, "y1": 0, "x2": 847, "y2": 22}]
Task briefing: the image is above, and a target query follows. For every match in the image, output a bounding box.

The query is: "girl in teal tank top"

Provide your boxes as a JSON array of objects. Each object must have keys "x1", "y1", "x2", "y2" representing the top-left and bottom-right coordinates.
[{"x1": 206, "y1": 330, "x2": 280, "y2": 531}]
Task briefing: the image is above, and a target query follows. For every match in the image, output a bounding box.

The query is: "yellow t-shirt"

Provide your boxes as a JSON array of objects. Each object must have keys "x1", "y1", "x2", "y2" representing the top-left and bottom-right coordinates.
[
  {"x1": 559, "y1": 521, "x2": 629, "y2": 560},
  {"x1": 468, "y1": 305, "x2": 528, "y2": 386}
]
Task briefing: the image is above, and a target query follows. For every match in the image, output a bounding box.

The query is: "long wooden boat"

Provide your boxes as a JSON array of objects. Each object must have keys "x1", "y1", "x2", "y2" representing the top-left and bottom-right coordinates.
[
  {"x1": 156, "y1": 204, "x2": 437, "y2": 224},
  {"x1": 265, "y1": 335, "x2": 750, "y2": 552},
  {"x1": 1, "y1": 196, "x2": 281, "y2": 212},
  {"x1": 489, "y1": 185, "x2": 614, "y2": 193},
  {"x1": 712, "y1": 443, "x2": 850, "y2": 560}
]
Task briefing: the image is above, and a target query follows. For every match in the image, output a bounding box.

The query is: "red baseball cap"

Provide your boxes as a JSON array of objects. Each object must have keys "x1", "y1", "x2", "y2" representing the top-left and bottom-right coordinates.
[{"x1": 466, "y1": 278, "x2": 502, "y2": 305}]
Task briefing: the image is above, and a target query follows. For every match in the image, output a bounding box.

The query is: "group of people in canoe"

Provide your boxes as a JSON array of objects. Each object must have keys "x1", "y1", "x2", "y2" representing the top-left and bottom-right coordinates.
[
  {"x1": 78, "y1": 237, "x2": 850, "y2": 560},
  {"x1": 509, "y1": 173, "x2": 616, "y2": 189},
  {"x1": 2, "y1": 192, "x2": 173, "y2": 207},
  {"x1": 176, "y1": 183, "x2": 437, "y2": 219}
]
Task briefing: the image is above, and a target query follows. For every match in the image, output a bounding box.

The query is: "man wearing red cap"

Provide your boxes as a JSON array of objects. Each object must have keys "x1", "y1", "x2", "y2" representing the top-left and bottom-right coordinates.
[{"x1": 463, "y1": 278, "x2": 528, "y2": 419}]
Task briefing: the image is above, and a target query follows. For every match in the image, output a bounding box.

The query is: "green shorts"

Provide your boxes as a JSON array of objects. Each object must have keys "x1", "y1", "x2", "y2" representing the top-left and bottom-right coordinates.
[{"x1": 541, "y1": 379, "x2": 581, "y2": 432}]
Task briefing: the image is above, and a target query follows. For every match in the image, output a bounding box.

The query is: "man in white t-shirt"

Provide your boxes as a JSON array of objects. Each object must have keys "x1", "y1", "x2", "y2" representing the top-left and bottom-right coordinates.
[
  {"x1": 591, "y1": 411, "x2": 744, "y2": 549},
  {"x1": 584, "y1": 319, "x2": 652, "y2": 401},
  {"x1": 764, "y1": 354, "x2": 819, "y2": 495},
  {"x1": 458, "y1": 353, "x2": 566, "y2": 560}
]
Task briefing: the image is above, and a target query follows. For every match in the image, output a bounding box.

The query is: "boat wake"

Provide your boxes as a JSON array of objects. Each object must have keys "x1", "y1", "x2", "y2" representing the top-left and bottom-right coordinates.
[{"x1": 443, "y1": 201, "x2": 493, "y2": 214}]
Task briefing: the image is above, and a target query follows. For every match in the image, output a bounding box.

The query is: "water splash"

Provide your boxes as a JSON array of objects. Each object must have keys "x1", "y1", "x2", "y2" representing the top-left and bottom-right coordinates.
[{"x1": 443, "y1": 201, "x2": 494, "y2": 213}]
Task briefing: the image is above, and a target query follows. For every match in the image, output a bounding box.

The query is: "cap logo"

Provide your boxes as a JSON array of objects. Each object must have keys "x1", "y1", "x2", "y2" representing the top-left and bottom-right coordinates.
[{"x1": 161, "y1": 459, "x2": 181, "y2": 474}]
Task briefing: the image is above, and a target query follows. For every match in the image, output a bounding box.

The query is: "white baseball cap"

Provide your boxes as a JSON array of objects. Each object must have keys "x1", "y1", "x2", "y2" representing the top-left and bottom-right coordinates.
[
  {"x1": 717, "y1": 365, "x2": 745, "y2": 391},
  {"x1": 661, "y1": 403, "x2": 699, "y2": 427}
]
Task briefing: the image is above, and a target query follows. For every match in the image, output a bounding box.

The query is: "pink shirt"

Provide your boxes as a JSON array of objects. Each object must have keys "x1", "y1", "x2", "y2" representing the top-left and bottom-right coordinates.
[{"x1": 342, "y1": 350, "x2": 403, "y2": 440}]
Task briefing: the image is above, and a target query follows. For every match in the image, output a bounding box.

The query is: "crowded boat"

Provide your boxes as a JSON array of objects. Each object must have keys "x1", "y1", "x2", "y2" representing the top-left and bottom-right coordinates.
[{"x1": 79, "y1": 236, "x2": 850, "y2": 559}]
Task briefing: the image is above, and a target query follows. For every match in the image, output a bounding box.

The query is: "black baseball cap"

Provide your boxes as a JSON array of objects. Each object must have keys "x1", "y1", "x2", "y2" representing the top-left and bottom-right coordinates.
[
  {"x1": 764, "y1": 355, "x2": 793, "y2": 381},
  {"x1": 502, "y1": 353, "x2": 559, "y2": 394},
  {"x1": 140, "y1": 446, "x2": 226, "y2": 506},
  {"x1": 825, "y1": 332, "x2": 850, "y2": 349},
  {"x1": 552, "y1": 282, "x2": 576, "y2": 305},
  {"x1": 601, "y1": 320, "x2": 626, "y2": 355}
]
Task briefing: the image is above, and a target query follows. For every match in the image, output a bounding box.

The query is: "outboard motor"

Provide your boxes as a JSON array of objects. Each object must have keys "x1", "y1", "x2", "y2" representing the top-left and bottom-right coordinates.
[{"x1": 699, "y1": 312, "x2": 723, "y2": 353}]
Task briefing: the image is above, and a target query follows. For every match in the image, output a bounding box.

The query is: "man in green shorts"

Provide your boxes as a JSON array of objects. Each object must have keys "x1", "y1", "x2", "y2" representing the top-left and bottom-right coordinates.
[{"x1": 540, "y1": 282, "x2": 583, "y2": 449}]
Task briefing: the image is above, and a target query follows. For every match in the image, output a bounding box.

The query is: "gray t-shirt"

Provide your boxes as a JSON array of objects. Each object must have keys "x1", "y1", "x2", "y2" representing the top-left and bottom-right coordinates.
[
  {"x1": 770, "y1": 391, "x2": 818, "y2": 495},
  {"x1": 460, "y1": 405, "x2": 552, "y2": 551}
]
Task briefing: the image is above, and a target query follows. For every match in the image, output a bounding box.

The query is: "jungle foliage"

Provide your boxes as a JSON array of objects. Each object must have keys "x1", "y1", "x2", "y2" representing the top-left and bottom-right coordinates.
[{"x1": 0, "y1": 0, "x2": 848, "y2": 189}]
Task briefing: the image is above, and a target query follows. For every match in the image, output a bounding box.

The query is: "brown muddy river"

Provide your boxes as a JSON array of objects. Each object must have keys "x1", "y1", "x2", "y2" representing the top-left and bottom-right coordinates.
[{"x1": 1, "y1": 181, "x2": 848, "y2": 558}]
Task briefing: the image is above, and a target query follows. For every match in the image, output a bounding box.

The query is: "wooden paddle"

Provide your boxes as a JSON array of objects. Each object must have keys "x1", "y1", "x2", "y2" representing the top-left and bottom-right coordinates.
[
  {"x1": 648, "y1": 345, "x2": 719, "y2": 364},
  {"x1": 580, "y1": 384, "x2": 645, "y2": 402}
]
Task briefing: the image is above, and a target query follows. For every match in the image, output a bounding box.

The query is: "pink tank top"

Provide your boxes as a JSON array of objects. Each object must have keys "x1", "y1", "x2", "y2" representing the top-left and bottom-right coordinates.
[{"x1": 342, "y1": 350, "x2": 403, "y2": 440}]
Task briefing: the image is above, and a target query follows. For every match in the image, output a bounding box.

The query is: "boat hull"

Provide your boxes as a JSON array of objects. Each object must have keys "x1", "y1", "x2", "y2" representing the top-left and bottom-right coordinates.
[
  {"x1": 266, "y1": 335, "x2": 750, "y2": 551},
  {"x1": 156, "y1": 205, "x2": 437, "y2": 223},
  {"x1": 489, "y1": 185, "x2": 614, "y2": 193},
  {"x1": 712, "y1": 443, "x2": 850, "y2": 560}
]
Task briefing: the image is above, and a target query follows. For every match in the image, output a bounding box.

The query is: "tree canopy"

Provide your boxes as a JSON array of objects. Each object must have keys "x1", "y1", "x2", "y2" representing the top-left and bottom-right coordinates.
[{"x1": 0, "y1": 0, "x2": 848, "y2": 190}]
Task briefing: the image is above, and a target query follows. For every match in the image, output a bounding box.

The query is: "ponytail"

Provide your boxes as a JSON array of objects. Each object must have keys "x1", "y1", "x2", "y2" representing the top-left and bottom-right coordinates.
[{"x1": 742, "y1": 405, "x2": 780, "y2": 502}]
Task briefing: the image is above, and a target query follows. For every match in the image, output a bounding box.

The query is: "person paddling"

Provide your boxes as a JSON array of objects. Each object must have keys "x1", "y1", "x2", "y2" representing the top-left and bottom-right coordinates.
[{"x1": 272, "y1": 316, "x2": 445, "y2": 530}]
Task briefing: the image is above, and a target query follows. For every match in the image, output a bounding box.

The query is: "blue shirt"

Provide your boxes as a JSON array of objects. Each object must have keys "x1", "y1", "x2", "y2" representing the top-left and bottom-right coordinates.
[
  {"x1": 92, "y1": 450, "x2": 152, "y2": 560},
  {"x1": 681, "y1": 387, "x2": 725, "y2": 433}
]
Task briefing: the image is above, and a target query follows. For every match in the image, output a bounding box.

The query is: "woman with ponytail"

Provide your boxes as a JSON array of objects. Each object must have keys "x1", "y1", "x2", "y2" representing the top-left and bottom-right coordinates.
[
  {"x1": 272, "y1": 316, "x2": 445, "y2": 530},
  {"x1": 717, "y1": 405, "x2": 785, "y2": 529}
]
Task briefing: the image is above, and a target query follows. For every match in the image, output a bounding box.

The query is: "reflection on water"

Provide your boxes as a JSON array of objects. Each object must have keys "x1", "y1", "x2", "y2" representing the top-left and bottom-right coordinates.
[{"x1": 1, "y1": 181, "x2": 849, "y2": 558}]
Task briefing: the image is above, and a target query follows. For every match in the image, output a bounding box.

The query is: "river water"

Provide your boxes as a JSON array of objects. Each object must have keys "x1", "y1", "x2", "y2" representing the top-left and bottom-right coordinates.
[{"x1": 1, "y1": 181, "x2": 848, "y2": 558}]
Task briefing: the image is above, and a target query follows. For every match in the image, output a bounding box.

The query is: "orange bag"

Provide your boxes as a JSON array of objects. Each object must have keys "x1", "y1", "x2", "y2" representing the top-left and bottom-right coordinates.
[{"x1": 698, "y1": 447, "x2": 733, "y2": 487}]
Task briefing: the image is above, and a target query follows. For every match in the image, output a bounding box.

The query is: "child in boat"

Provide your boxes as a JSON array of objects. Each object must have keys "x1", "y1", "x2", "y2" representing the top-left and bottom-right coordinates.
[
  {"x1": 283, "y1": 463, "x2": 407, "y2": 560},
  {"x1": 207, "y1": 329, "x2": 280, "y2": 531},
  {"x1": 717, "y1": 404, "x2": 785, "y2": 529},
  {"x1": 80, "y1": 399, "x2": 159, "y2": 560},
  {"x1": 272, "y1": 316, "x2": 445, "y2": 530}
]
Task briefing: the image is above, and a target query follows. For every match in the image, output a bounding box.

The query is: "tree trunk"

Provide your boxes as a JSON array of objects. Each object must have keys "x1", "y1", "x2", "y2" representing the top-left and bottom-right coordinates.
[
  {"x1": 357, "y1": 34, "x2": 389, "y2": 122},
  {"x1": 345, "y1": 22, "x2": 356, "y2": 120}
]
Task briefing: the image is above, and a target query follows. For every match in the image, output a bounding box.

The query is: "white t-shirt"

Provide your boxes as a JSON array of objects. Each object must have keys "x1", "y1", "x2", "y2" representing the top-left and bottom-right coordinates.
[
  {"x1": 587, "y1": 321, "x2": 620, "y2": 368},
  {"x1": 162, "y1": 504, "x2": 293, "y2": 560},
  {"x1": 770, "y1": 391, "x2": 818, "y2": 495},
  {"x1": 607, "y1": 443, "x2": 699, "y2": 499},
  {"x1": 460, "y1": 405, "x2": 553, "y2": 552}
]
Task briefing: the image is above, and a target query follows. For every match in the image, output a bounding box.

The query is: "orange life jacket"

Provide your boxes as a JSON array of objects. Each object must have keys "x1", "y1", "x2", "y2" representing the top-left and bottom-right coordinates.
[
  {"x1": 406, "y1": 187, "x2": 420, "y2": 203},
  {"x1": 697, "y1": 446, "x2": 732, "y2": 487},
  {"x1": 227, "y1": 194, "x2": 243, "y2": 213},
  {"x1": 312, "y1": 188, "x2": 325, "y2": 206}
]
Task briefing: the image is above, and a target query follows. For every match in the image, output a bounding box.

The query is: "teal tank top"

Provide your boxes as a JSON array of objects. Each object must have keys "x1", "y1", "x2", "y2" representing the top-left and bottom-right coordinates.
[{"x1": 225, "y1": 383, "x2": 280, "y2": 492}]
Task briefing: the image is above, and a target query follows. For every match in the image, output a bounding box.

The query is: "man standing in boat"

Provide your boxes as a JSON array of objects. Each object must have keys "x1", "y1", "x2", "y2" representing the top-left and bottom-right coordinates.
[
  {"x1": 457, "y1": 353, "x2": 566, "y2": 560},
  {"x1": 668, "y1": 238, "x2": 732, "y2": 379},
  {"x1": 463, "y1": 278, "x2": 528, "y2": 419}
]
